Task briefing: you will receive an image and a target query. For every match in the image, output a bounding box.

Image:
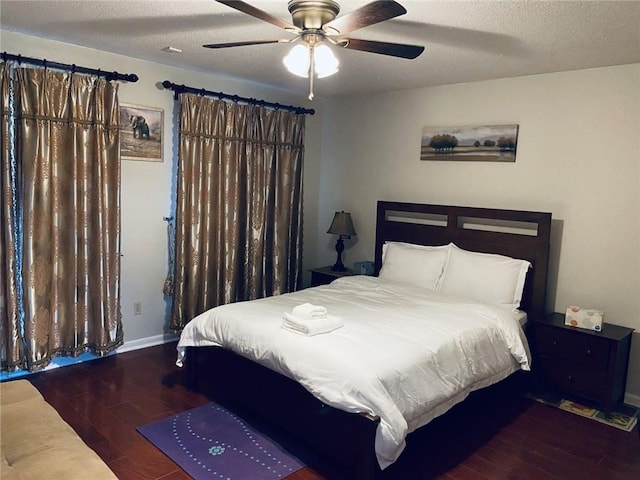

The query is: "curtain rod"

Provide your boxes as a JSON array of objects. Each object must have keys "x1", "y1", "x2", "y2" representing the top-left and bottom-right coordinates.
[
  {"x1": 1, "y1": 52, "x2": 139, "y2": 83},
  {"x1": 161, "y1": 80, "x2": 315, "y2": 116}
]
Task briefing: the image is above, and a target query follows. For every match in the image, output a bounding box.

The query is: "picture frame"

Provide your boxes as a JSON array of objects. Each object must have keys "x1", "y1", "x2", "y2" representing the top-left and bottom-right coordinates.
[
  {"x1": 119, "y1": 103, "x2": 163, "y2": 162},
  {"x1": 420, "y1": 124, "x2": 519, "y2": 162}
]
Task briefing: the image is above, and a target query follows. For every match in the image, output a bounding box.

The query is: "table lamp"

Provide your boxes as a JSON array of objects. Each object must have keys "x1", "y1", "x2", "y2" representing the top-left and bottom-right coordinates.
[{"x1": 327, "y1": 211, "x2": 356, "y2": 272}]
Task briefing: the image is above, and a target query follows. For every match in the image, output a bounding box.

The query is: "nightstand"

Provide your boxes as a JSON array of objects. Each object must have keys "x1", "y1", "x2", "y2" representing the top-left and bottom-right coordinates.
[
  {"x1": 309, "y1": 266, "x2": 353, "y2": 287},
  {"x1": 531, "y1": 312, "x2": 634, "y2": 415}
]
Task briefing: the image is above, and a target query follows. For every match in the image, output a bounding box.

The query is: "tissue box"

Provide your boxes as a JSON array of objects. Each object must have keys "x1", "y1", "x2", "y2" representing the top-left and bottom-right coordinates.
[{"x1": 565, "y1": 306, "x2": 604, "y2": 331}]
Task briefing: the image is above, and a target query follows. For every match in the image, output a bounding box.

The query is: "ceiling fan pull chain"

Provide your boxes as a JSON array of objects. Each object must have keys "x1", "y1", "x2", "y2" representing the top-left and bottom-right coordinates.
[{"x1": 308, "y1": 44, "x2": 315, "y2": 100}]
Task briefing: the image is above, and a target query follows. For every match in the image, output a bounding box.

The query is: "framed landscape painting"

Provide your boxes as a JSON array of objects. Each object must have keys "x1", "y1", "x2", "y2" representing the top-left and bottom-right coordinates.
[
  {"x1": 119, "y1": 103, "x2": 163, "y2": 162},
  {"x1": 420, "y1": 124, "x2": 519, "y2": 162}
]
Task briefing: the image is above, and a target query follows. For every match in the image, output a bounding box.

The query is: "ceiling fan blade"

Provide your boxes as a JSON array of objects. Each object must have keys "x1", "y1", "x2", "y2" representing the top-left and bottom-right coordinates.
[
  {"x1": 341, "y1": 38, "x2": 424, "y2": 59},
  {"x1": 203, "y1": 39, "x2": 284, "y2": 49},
  {"x1": 215, "y1": 0, "x2": 298, "y2": 31},
  {"x1": 324, "y1": 1, "x2": 407, "y2": 35}
]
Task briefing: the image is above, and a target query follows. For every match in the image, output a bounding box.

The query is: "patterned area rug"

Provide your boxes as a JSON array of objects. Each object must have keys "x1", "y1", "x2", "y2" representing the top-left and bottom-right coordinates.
[
  {"x1": 137, "y1": 402, "x2": 305, "y2": 480},
  {"x1": 526, "y1": 393, "x2": 638, "y2": 432}
]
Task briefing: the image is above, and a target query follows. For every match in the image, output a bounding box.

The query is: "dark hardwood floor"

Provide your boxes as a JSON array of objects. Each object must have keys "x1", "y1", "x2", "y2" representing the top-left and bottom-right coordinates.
[{"x1": 21, "y1": 342, "x2": 640, "y2": 480}]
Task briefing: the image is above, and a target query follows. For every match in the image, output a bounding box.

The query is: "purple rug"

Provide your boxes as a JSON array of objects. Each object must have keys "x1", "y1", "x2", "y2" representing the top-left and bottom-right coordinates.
[{"x1": 137, "y1": 402, "x2": 305, "y2": 479}]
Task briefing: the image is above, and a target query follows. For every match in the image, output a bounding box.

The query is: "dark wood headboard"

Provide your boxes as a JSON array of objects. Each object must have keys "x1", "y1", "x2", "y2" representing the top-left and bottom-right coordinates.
[{"x1": 374, "y1": 201, "x2": 552, "y2": 315}]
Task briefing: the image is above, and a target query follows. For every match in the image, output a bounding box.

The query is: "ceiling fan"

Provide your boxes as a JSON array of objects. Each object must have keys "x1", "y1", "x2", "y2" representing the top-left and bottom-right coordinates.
[{"x1": 205, "y1": 0, "x2": 425, "y2": 99}]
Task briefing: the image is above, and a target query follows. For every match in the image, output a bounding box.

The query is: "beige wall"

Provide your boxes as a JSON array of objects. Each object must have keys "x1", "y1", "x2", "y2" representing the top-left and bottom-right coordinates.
[
  {"x1": 315, "y1": 64, "x2": 640, "y2": 401},
  {"x1": 0, "y1": 30, "x2": 323, "y2": 346},
  {"x1": 3, "y1": 30, "x2": 639, "y2": 403}
]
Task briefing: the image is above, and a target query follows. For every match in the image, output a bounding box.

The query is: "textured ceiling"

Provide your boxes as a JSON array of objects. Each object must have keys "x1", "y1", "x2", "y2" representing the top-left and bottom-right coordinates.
[{"x1": 1, "y1": 1, "x2": 639, "y2": 98}]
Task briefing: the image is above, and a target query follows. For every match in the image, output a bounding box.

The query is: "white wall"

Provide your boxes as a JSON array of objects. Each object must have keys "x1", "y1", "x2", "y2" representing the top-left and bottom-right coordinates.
[
  {"x1": 1, "y1": 30, "x2": 323, "y2": 346},
  {"x1": 4, "y1": 30, "x2": 639, "y2": 401},
  {"x1": 316, "y1": 64, "x2": 640, "y2": 399}
]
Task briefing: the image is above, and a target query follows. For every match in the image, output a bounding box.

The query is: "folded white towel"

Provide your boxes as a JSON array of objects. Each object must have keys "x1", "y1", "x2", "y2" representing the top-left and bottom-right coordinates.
[
  {"x1": 282, "y1": 312, "x2": 344, "y2": 336},
  {"x1": 291, "y1": 303, "x2": 328, "y2": 320}
]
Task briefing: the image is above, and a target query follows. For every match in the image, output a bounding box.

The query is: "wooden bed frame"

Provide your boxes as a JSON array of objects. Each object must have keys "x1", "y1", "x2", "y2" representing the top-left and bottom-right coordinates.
[{"x1": 185, "y1": 201, "x2": 552, "y2": 479}]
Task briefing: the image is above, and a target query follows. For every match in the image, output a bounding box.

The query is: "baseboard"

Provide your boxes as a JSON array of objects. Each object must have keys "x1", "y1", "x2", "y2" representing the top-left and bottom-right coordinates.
[
  {"x1": 625, "y1": 392, "x2": 640, "y2": 408},
  {"x1": 8, "y1": 334, "x2": 640, "y2": 411},
  {"x1": 1, "y1": 333, "x2": 179, "y2": 381},
  {"x1": 116, "y1": 333, "x2": 179, "y2": 353}
]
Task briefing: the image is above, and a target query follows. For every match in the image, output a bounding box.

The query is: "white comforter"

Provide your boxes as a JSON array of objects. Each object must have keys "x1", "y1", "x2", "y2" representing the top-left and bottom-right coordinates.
[{"x1": 176, "y1": 276, "x2": 531, "y2": 469}]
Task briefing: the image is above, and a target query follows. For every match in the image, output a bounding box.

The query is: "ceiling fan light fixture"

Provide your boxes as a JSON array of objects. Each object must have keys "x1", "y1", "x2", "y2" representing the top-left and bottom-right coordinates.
[
  {"x1": 283, "y1": 44, "x2": 310, "y2": 77},
  {"x1": 314, "y1": 44, "x2": 339, "y2": 78},
  {"x1": 283, "y1": 42, "x2": 338, "y2": 79}
]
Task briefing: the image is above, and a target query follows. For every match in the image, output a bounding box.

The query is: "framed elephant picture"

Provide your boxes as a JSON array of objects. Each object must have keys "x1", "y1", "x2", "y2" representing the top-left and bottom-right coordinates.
[{"x1": 119, "y1": 103, "x2": 163, "y2": 162}]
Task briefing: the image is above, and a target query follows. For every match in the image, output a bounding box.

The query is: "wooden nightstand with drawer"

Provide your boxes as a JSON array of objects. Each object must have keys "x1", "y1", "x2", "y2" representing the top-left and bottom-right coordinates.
[
  {"x1": 308, "y1": 266, "x2": 353, "y2": 287},
  {"x1": 531, "y1": 312, "x2": 634, "y2": 415}
]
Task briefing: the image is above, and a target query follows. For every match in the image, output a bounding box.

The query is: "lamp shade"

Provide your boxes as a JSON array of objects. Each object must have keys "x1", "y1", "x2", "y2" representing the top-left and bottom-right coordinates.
[
  {"x1": 327, "y1": 211, "x2": 356, "y2": 237},
  {"x1": 283, "y1": 43, "x2": 339, "y2": 79},
  {"x1": 282, "y1": 44, "x2": 310, "y2": 78},
  {"x1": 314, "y1": 44, "x2": 339, "y2": 78}
]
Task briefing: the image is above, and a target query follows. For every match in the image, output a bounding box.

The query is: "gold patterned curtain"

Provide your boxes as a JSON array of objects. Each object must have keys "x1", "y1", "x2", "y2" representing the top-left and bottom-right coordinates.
[
  {"x1": 0, "y1": 63, "x2": 23, "y2": 370},
  {"x1": 170, "y1": 94, "x2": 305, "y2": 331},
  {"x1": 0, "y1": 66, "x2": 123, "y2": 372}
]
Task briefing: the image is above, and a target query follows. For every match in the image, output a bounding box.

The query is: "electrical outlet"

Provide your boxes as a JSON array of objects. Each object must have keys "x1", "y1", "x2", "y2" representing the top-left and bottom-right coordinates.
[{"x1": 133, "y1": 301, "x2": 142, "y2": 315}]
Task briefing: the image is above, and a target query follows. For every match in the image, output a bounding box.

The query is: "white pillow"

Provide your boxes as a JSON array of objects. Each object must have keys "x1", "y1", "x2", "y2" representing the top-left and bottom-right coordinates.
[
  {"x1": 438, "y1": 244, "x2": 531, "y2": 310},
  {"x1": 379, "y1": 241, "x2": 449, "y2": 290}
]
